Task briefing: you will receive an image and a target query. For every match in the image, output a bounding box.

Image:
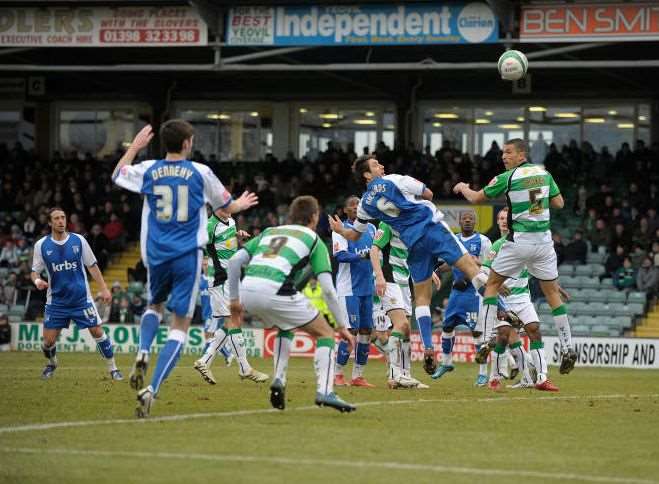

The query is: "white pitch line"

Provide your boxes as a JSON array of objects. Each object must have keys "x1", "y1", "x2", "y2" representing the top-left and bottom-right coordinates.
[
  {"x1": 0, "y1": 447, "x2": 655, "y2": 484},
  {"x1": 0, "y1": 393, "x2": 656, "y2": 435}
]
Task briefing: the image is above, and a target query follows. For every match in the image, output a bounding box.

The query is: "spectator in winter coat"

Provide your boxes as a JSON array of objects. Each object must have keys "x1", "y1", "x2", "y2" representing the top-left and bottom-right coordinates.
[{"x1": 636, "y1": 257, "x2": 658, "y2": 301}]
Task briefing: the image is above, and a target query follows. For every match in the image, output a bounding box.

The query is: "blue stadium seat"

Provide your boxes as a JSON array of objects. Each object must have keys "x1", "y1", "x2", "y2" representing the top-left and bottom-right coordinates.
[
  {"x1": 572, "y1": 324, "x2": 591, "y2": 336},
  {"x1": 590, "y1": 324, "x2": 610, "y2": 336},
  {"x1": 589, "y1": 264, "x2": 605, "y2": 277},
  {"x1": 579, "y1": 276, "x2": 601, "y2": 289},
  {"x1": 615, "y1": 316, "x2": 633, "y2": 328},
  {"x1": 627, "y1": 292, "x2": 647, "y2": 305},
  {"x1": 569, "y1": 302, "x2": 589, "y2": 316},
  {"x1": 587, "y1": 252, "x2": 606, "y2": 264},
  {"x1": 569, "y1": 288, "x2": 587, "y2": 302},
  {"x1": 558, "y1": 264, "x2": 574, "y2": 277},
  {"x1": 627, "y1": 303, "x2": 645, "y2": 315},
  {"x1": 574, "y1": 265, "x2": 593, "y2": 277},
  {"x1": 606, "y1": 291, "x2": 627, "y2": 304},
  {"x1": 0, "y1": 304, "x2": 8, "y2": 314},
  {"x1": 599, "y1": 278, "x2": 614, "y2": 289},
  {"x1": 561, "y1": 276, "x2": 581, "y2": 289},
  {"x1": 588, "y1": 303, "x2": 610, "y2": 317},
  {"x1": 585, "y1": 289, "x2": 607, "y2": 303},
  {"x1": 612, "y1": 304, "x2": 633, "y2": 317}
]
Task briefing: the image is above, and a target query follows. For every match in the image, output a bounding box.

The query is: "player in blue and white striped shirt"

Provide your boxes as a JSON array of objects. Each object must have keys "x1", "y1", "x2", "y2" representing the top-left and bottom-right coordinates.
[
  {"x1": 31, "y1": 208, "x2": 122, "y2": 381},
  {"x1": 113, "y1": 121, "x2": 258, "y2": 417}
]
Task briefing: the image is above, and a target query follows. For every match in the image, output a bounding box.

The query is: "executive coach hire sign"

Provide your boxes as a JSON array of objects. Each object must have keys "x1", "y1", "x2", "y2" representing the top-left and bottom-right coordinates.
[
  {"x1": 227, "y1": 2, "x2": 499, "y2": 46},
  {"x1": 0, "y1": 6, "x2": 207, "y2": 47}
]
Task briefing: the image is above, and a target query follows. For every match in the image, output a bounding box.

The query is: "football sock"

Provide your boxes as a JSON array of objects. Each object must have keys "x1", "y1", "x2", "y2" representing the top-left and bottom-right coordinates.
[
  {"x1": 372, "y1": 336, "x2": 389, "y2": 357},
  {"x1": 201, "y1": 341, "x2": 210, "y2": 354},
  {"x1": 490, "y1": 343, "x2": 506, "y2": 380},
  {"x1": 441, "y1": 330, "x2": 455, "y2": 366},
  {"x1": 274, "y1": 330, "x2": 293, "y2": 385},
  {"x1": 510, "y1": 341, "x2": 531, "y2": 382},
  {"x1": 402, "y1": 338, "x2": 412, "y2": 376},
  {"x1": 138, "y1": 309, "x2": 162, "y2": 358},
  {"x1": 95, "y1": 333, "x2": 117, "y2": 371},
  {"x1": 314, "y1": 338, "x2": 335, "y2": 397},
  {"x1": 471, "y1": 273, "x2": 487, "y2": 291},
  {"x1": 335, "y1": 340, "x2": 350, "y2": 373},
  {"x1": 42, "y1": 343, "x2": 57, "y2": 366},
  {"x1": 552, "y1": 305, "x2": 573, "y2": 351},
  {"x1": 228, "y1": 328, "x2": 253, "y2": 376},
  {"x1": 530, "y1": 340, "x2": 548, "y2": 382},
  {"x1": 474, "y1": 339, "x2": 488, "y2": 375},
  {"x1": 150, "y1": 329, "x2": 186, "y2": 395},
  {"x1": 200, "y1": 328, "x2": 228, "y2": 367},
  {"x1": 352, "y1": 334, "x2": 370, "y2": 379},
  {"x1": 479, "y1": 297, "x2": 498, "y2": 347},
  {"x1": 507, "y1": 349, "x2": 517, "y2": 370},
  {"x1": 220, "y1": 345, "x2": 232, "y2": 360},
  {"x1": 415, "y1": 305, "x2": 433, "y2": 350},
  {"x1": 388, "y1": 331, "x2": 403, "y2": 380}
]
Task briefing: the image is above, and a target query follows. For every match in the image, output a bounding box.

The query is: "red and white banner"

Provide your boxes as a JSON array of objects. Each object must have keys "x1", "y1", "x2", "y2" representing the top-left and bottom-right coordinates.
[
  {"x1": 0, "y1": 7, "x2": 207, "y2": 47},
  {"x1": 520, "y1": 3, "x2": 659, "y2": 42}
]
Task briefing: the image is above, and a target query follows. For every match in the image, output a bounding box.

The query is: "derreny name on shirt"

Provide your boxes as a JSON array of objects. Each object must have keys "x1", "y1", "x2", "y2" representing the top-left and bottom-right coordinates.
[{"x1": 151, "y1": 164, "x2": 194, "y2": 181}]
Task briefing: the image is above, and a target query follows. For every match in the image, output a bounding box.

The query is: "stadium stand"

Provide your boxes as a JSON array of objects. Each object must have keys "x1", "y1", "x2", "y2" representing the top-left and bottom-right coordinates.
[{"x1": 1, "y1": 136, "x2": 657, "y2": 335}]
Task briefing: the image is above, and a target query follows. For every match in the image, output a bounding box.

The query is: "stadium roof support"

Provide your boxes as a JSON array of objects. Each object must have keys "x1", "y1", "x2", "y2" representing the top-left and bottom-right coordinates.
[
  {"x1": 2, "y1": 60, "x2": 659, "y2": 72},
  {"x1": 524, "y1": 43, "x2": 612, "y2": 60},
  {"x1": 222, "y1": 47, "x2": 315, "y2": 64}
]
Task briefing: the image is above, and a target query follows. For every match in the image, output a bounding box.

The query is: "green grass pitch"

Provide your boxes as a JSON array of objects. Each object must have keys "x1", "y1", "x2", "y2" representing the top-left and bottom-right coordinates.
[{"x1": 1, "y1": 352, "x2": 658, "y2": 484}]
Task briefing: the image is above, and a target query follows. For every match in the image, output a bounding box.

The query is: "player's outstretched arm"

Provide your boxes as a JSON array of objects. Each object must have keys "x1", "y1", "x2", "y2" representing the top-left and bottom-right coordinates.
[
  {"x1": 112, "y1": 124, "x2": 154, "y2": 180},
  {"x1": 453, "y1": 182, "x2": 486, "y2": 203},
  {"x1": 87, "y1": 264, "x2": 111, "y2": 303},
  {"x1": 220, "y1": 191, "x2": 259, "y2": 216},
  {"x1": 328, "y1": 215, "x2": 361, "y2": 241},
  {"x1": 369, "y1": 245, "x2": 386, "y2": 297}
]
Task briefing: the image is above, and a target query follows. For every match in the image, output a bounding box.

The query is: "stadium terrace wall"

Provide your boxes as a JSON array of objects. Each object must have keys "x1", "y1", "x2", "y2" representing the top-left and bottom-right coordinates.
[{"x1": 9, "y1": 323, "x2": 659, "y2": 369}]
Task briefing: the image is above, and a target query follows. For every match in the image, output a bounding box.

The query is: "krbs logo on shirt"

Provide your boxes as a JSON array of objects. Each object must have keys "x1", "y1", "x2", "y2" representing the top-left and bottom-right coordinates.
[{"x1": 51, "y1": 260, "x2": 78, "y2": 272}]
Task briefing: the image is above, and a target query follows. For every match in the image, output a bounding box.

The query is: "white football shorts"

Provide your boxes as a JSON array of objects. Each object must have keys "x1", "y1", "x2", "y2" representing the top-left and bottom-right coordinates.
[
  {"x1": 492, "y1": 241, "x2": 558, "y2": 281},
  {"x1": 241, "y1": 289, "x2": 319, "y2": 331}
]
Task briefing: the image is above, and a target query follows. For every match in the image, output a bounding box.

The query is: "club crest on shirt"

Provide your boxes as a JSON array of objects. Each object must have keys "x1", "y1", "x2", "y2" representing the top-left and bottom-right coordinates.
[
  {"x1": 73, "y1": 245, "x2": 80, "y2": 254},
  {"x1": 470, "y1": 243, "x2": 477, "y2": 252}
]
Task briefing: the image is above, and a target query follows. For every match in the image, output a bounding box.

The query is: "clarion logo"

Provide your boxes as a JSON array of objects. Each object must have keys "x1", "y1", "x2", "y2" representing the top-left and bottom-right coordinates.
[{"x1": 51, "y1": 260, "x2": 78, "y2": 272}]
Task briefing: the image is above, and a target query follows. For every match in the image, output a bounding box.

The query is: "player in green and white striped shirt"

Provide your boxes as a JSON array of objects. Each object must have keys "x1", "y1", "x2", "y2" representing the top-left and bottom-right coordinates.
[
  {"x1": 370, "y1": 221, "x2": 428, "y2": 389},
  {"x1": 481, "y1": 207, "x2": 553, "y2": 390},
  {"x1": 194, "y1": 209, "x2": 264, "y2": 384},
  {"x1": 454, "y1": 138, "x2": 577, "y2": 381},
  {"x1": 227, "y1": 196, "x2": 355, "y2": 413}
]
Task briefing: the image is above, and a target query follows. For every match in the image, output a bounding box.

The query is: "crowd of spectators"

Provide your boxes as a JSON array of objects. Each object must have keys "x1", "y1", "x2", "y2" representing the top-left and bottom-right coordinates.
[
  {"x1": 0, "y1": 142, "x2": 139, "y2": 317},
  {"x1": 1, "y1": 134, "x2": 658, "y2": 323}
]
